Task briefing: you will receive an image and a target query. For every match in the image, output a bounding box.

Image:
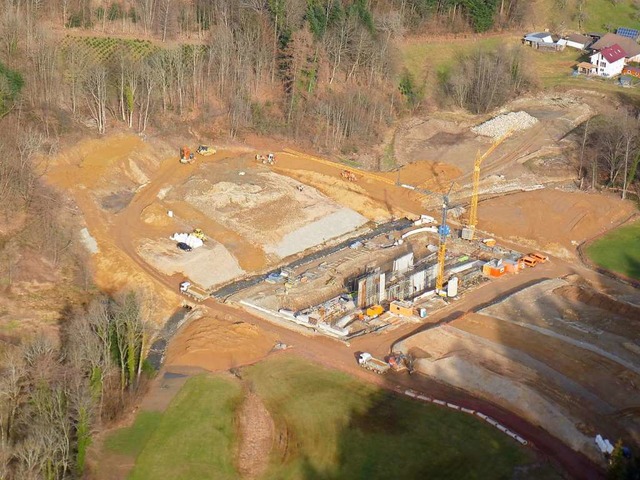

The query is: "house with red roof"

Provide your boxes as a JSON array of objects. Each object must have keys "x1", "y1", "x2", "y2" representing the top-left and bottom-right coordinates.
[{"x1": 589, "y1": 44, "x2": 627, "y2": 77}]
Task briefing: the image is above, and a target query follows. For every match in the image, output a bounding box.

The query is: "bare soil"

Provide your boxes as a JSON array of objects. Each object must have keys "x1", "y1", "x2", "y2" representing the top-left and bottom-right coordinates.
[
  {"x1": 477, "y1": 189, "x2": 637, "y2": 258},
  {"x1": 236, "y1": 391, "x2": 274, "y2": 479},
  {"x1": 165, "y1": 315, "x2": 277, "y2": 372}
]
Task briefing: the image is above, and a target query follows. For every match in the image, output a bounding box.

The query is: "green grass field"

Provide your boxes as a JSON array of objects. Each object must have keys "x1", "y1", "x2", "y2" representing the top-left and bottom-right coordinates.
[
  {"x1": 106, "y1": 375, "x2": 242, "y2": 480},
  {"x1": 244, "y1": 357, "x2": 545, "y2": 480},
  {"x1": 106, "y1": 357, "x2": 560, "y2": 479},
  {"x1": 587, "y1": 220, "x2": 640, "y2": 280}
]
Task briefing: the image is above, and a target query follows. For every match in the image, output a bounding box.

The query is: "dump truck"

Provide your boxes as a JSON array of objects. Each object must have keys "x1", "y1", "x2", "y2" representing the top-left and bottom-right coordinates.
[
  {"x1": 179, "y1": 281, "x2": 208, "y2": 302},
  {"x1": 196, "y1": 145, "x2": 216, "y2": 156},
  {"x1": 357, "y1": 352, "x2": 390, "y2": 374}
]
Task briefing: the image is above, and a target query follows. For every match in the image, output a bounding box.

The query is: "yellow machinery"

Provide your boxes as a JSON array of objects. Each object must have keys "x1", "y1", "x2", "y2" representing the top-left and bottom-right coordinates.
[
  {"x1": 192, "y1": 228, "x2": 206, "y2": 241},
  {"x1": 462, "y1": 131, "x2": 513, "y2": 240},
  {"x1": 435, "y1": 183, "x2": 454, "y2": 295},
  {"x1": 197, "y1": 145, "x2": 216, "y2": 156}
]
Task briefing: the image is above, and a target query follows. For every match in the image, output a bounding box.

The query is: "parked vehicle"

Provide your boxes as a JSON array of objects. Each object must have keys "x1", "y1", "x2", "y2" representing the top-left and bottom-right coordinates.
[
  {"x1": 522, "y1": 255, "x2": 538, "y2": 267},
  {"x1": 177, "y1": 242, "x2": 192, "y2": 251},
  {"x1": 179, "y1": 281, "x2": 208, "y2": 302},
  {"x1": 387, "y1": 352, "x2": 413, "y2": 373},
  {"x1": 357, "y1": 352, "x2": 390, "y2": 374},
  {"x1": 197, "y1": 145, "x2": 216, "y2": 156}
]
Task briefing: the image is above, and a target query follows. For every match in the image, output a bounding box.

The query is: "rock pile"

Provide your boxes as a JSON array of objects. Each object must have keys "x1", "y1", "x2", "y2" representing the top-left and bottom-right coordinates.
[{"x1": 472, "y1": 111, "x2": 538, "y2": 139}]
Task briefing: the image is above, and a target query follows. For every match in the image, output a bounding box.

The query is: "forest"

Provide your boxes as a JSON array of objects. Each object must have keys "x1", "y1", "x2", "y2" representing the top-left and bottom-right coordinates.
[{"x1": 0, "y1": 0, "x2": 530, "y2": 151}]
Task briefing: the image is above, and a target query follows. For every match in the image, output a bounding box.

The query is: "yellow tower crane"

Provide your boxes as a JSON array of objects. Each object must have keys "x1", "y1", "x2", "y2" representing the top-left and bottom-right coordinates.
[
  {"x1": 462, "y1": 130, "x2": 514, "y2": 240},
  {"x1": 435, "y1": 183, "x2": 455, "y2": 296}
]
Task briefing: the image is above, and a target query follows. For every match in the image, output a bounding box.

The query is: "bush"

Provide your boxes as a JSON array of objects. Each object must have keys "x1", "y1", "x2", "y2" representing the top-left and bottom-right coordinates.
[{"x1": 439, "y1": 45, "x2": 536, "y2": 114}]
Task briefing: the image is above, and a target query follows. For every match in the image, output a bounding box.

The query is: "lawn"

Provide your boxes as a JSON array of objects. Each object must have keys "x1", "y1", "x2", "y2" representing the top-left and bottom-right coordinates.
[
  {"x1": 244, "y1": 357, "x2": 551, "y2": 480},
  {"x1": 106, "y1": 357, "x2": 560, "y2": 479},
  {"x1": 587, "y1": 220, "x2": 640, "y2": 280},
  {"x1": 105, "y1": 375, "x2": 242, "y2": 480},
  {"x1": 400, "y1": 33, "x2": 640, "y2": 105}
]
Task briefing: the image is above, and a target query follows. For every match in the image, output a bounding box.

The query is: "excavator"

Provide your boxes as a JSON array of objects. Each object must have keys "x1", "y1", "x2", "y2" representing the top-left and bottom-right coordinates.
[{"x1": 180, "y1": 146, "x2": 195, "y2": 164}]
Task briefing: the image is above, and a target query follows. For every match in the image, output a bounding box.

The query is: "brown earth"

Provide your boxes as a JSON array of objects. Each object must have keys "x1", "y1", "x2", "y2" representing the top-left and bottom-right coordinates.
[
  {"x1": 477, "y1": 189, "x2": 637, "y2": 258},
  {"x1": 236, "y1": 390, "x2": 274, "y2": 479},
  {"x1": 165, "y1": 315, "x2": 277, "y2": 372}
]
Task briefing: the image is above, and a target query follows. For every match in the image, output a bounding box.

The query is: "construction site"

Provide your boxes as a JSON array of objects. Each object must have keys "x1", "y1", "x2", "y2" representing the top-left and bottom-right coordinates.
[{"x1": 44, "y1": 91, "x2": 639, "y2": 471}]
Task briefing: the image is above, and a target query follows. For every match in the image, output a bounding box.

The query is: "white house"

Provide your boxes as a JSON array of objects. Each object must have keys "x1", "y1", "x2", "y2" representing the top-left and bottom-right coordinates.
[
  {"x1": 590, "y1": 44, "x2": 627, "y2": 77},
  {"x1": 558, "y1": 33, "x2": 592, "y2": 50},
  {"x1": 591, "y1": 33, "x2": 640, "y2": 62}
]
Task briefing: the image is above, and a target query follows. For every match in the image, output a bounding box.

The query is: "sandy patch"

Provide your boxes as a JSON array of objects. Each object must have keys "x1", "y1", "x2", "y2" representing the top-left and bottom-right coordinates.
[
  {"x1": 137, "y1": 238, "x2": 244, "y2": 289},
  {"x1": 165, "y1": 316, "x2": 276, "y2": 371}
]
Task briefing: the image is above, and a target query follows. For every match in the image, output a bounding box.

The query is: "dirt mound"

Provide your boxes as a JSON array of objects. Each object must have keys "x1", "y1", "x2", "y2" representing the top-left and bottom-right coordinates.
[
  {"x1": 479, "y1": 189, "x2": 636, "y2": 258},
  {"x1": 141, "y1": 203, "x2": 174, "y2": 228},
  {"x1": 166, "y1": 316, "x2": 276, "y2": 371},
  {"x1": 237, "y1": 391, "x2": 274, "y2": 479},
  {"x1": 554, "y1": 285, "x2": 640, "y2": 321}
]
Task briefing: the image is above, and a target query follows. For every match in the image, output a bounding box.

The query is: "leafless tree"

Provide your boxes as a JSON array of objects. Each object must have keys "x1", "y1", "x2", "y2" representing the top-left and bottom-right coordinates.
[{"x1": 83, "y1": 64, "x2": 108, "y2": 134}]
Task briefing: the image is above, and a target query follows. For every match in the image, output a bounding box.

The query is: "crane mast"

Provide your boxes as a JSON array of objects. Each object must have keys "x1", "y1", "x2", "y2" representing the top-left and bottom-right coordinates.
[
  {"x1": 435, "y1": 183, "x2": 453, "y2": 295},
  {"x1": 463, "y1": 130, "x2": 513, "y2": 240}
]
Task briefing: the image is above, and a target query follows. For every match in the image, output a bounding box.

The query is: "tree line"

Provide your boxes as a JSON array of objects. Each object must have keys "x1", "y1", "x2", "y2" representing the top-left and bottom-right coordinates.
[
  {"x1": 0, "y1": 0, "x2": 531, "y2": 151},
  {"x1": 0, "y1": 293, "x2": 151, "y2": 480}
]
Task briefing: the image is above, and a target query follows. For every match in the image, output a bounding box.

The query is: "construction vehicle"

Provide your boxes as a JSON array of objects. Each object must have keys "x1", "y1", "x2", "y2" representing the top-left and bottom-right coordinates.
[
  {"x1": 521, "y1": 255, "x2": 538, "y2": 268},
  {"x1": 435, "y1": 183, "x2": 454, "y2": 296},
  {"x1": 179, "y1": 281, "x2": 208, "y2": 302},
  {"x1": 462, "y1": 130, "x2": 513, "y2": 240},
  {"x1": 180, "y1": 146, "x2": 195, "y2": 164},
  {"x1": 357, "y1": 352, "x2": 390, "y2": 374},
  {"x1": 255, "y1": 153, "x2": 275, "y2": 165},
  {"x1": 366, "y1": 305, "x2": 384, "y2": 318},
  {"x1": 196, "y1": 145, "x2": 216, "y2": 156},
  {"x1": 192, "y1": 228, "x2": 206, "y2": 241},
  {"x1": 341, "y1": 170, "x2": 357, "y2": 182},
  {"x1": 387, "y1": 352, "x2": 413, "y2": 373}
]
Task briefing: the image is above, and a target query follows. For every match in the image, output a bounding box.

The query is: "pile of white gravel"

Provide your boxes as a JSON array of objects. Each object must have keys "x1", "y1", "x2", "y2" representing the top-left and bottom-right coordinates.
[{"x1": 471, "y1": 111, "x2": 538, "y2": 139}]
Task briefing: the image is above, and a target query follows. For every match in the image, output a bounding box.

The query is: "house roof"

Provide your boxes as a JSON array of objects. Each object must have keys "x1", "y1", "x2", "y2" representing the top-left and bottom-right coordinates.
[
  {"x1": 599, "y1": 44, "x2": 627, "y2": 63},
  {"x1": 524, "y1": 32, "x2": 553, "y2": 42},
  {"x1": 591, "y1": 33, "x2": 640, "y2": 57},
  {"x1": 566, "y1": 33, "x2": 592, "y2": 44}
]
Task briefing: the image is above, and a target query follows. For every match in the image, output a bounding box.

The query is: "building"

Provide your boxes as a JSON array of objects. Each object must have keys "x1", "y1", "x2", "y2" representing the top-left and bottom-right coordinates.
[
  {"x1": 591, "y1": 33, "x2": 640, "y2": 62},
  {"x1": 623, "y1": 66, "x2": 640, "y2": 79},
  {"x1": 483, "y1": 259, "x2": 506, "y2": 278},
  {"x1": 558, "y1": 33, "x2": 592, "y2": 50},
  {"x1": 523, "y1": 32, "x2": 553, "y2": 46},
  {"x1": 576, "y1": 62, "x2": 596, "y2": 75},
  {"x1": 590, "y1": 44, "x2": 627, "y2": 77}
]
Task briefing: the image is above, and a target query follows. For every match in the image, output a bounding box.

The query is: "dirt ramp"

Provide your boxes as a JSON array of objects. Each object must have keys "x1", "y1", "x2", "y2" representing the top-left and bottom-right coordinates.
[
  {"x1": 555, "y1": 285, "x2": 640, "y2": 321},
  {"x1": 166, "y1": 316, "x2": 276, "y2": 372}
]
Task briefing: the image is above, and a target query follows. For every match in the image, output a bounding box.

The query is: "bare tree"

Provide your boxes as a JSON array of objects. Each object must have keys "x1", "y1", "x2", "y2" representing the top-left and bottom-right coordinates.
[{"x1": 83, "y1": 64, "x2": 108, "y2": 134}]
